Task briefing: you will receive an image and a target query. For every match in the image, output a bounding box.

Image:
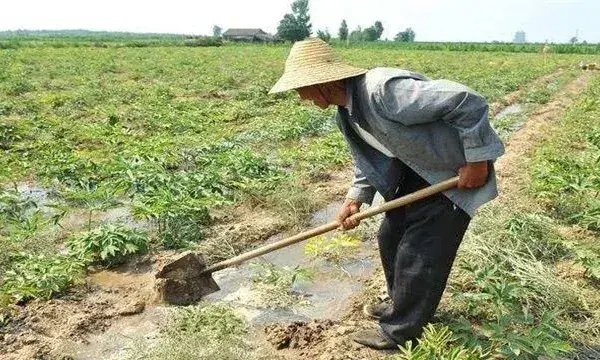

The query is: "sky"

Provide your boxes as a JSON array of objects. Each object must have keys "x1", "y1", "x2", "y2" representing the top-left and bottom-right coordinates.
[{"x1": 1, "y1": 0, "x2": 599, "y2": 43}]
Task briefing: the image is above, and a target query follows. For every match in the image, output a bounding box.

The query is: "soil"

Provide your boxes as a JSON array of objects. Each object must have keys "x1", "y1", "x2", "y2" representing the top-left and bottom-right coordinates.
[
  {"x1": 264, "y1": 319, "x2": 336, "y2": 350},
  {"x1": 1, "y1": 258, "x2": 154, "y2": 359},
  {"x1": 0, "y1": 168, "x2": 352, "y2": 359},
  {"x1": 494, "y1": 72, "x2": 592, "y2": 202}
]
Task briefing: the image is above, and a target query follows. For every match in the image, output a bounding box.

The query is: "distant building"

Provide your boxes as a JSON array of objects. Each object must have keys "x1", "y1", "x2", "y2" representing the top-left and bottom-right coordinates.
[
  {"x1": 222, "y1": 28, "x2": 277, "y2": 42},
  {"x1": 513, "y1": 31, "x2": 526, "y2": 44}
]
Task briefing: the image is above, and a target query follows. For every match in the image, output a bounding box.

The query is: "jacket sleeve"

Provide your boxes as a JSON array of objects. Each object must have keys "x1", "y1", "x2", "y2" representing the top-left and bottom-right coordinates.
[
  {"x1": 346, "y1": 165, "x2": 376, "y2": 205},
  {"x1": 373, "y1": 77, "x2": 505, "y2": 163}
]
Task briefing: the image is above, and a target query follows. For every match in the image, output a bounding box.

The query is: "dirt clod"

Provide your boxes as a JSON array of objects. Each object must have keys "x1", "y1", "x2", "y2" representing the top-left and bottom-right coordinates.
[
  {"x1": 117, "y1": 300, "x2": 146, "y2": 316},
  {"x1": 154, "y1": 252, "x2": 220, "y2": 306},
  {"x1": 264, "y1": 319, "x2": 336, "y2": 350}
]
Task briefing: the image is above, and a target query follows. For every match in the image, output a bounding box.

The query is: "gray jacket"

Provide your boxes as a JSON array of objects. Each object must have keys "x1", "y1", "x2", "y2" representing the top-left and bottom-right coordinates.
[{"x1": 337, "y1": 68, "x2": 505, "y2": 217}]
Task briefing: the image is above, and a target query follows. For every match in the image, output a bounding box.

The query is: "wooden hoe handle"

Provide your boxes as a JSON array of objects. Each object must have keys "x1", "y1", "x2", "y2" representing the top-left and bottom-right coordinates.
[{"x1": 202, "y1": 176, "x2": 460, "y2": 274}]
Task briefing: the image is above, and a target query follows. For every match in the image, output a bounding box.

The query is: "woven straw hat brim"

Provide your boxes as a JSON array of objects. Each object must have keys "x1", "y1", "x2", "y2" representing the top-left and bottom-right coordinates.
[{"x1": 269, "y1": 63, "x2": 367, "y2": 94}]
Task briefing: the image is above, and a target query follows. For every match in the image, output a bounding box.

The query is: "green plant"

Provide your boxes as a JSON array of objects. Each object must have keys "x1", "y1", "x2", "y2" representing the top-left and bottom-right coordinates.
[
  {"x1": 0, "y1": 188, "x2": 37, "y2": 224},
  {"x1": 450, "y1": 310, "x2": 571, "y2": 359},
  {"x1": 250, "y1": 262, "x2": 314, "y2": 307},
  {"x1": 573, "y1": 248, "x2": 600, "y2": 281},
  {"x1": 124, "y1": 303, "x2": 256, "y2": 360},
  {"x1": 304, "y1": 233, "x2": 362, "y2": 264},
  {"x1": 133, "y1": 193, "x2": 211, "y2": 249},
  {"x1": 525, "y1": 87, "x2": 553, "y2": 104},
  {"x1": 395, "y1": 324, "x2": 486, "y2": 360},
  {"x1": 0, "y1": 123, "x2": 23, "y2": 150},
  {"x1": 1, "y1": 253, "x2": 86, "y2": 303},
  {"x1": 165, "y1": 303, "x2": 247, "y2": 340},
  {"x1": 62, "y1": 182, "x2": 124, "y2": 230},
  {"x1": 252, "y1": 262, "x2": 313, "y2": 286},
  {"x1": 504, "y1": 212, "x2": 570, "y2": 261},
  {"x1": 6, "y1": 79, "x2": 34, "y2": 96},
  {"x1": 570, "y1": 198, "x2": 600, "y2": 231},
  {"x1": 67, "y1": 224, "x2": 148, "y2": 266}
]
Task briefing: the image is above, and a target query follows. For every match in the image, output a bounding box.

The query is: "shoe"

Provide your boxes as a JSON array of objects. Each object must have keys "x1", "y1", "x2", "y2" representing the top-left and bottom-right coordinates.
[
  {"x1": 352, "y1": 329, "x2": 398, "y2": 350},
  {"x1": 362, "y1": 302, "x2": 390, "y2": 320}
]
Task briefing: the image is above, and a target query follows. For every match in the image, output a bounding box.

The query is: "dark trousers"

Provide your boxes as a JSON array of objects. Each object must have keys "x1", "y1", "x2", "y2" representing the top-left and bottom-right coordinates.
[{"x1": 377, "y1": 166, "x2": 470, "y2": 344}]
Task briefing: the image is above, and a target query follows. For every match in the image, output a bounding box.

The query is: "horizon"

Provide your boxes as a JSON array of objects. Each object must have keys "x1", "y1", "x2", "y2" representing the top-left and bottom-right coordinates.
[
  {"x1": 1, "y1": 29, "x2": 596, "y2": 45},
  {"x1": 2, "y1": 0, "x2": 599, "y2": 43}
]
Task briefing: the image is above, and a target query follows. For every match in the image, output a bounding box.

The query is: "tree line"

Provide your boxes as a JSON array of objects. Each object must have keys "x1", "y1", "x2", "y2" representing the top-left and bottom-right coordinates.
[{"x1": 276, "y1": 0, "x2": 415, "y2": 43}]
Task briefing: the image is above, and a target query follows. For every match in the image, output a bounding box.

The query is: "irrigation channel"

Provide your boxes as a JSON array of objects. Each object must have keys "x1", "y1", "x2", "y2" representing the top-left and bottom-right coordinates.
[{"x1": 64, "y1": 198, "x2": 383, "y2": 359}]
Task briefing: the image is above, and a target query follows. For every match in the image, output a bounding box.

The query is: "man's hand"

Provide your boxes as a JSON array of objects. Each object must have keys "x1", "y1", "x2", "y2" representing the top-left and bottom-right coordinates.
[
  {"x1": 458, "y1": 161, "x2": 489, "y2": 189},
  {"x1": 337, "y1": 199, "x2": 362, "y2": 230}
]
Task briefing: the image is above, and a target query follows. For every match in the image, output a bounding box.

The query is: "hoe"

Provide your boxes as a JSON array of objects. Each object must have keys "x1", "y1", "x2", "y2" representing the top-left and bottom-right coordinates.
[{"x1": 154, "y1": 176, "x2": 459, "y2": 305}]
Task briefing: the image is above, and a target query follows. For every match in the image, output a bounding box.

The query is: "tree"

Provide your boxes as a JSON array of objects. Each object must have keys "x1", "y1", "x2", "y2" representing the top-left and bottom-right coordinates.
[
  {"x1": 277, "y1": 0, "x2": 312, "y2": 42},
  {"x1": 395, "y1": 28, "x2": 416, "y2": 42},
  {"x1": 339, "y1": 19, "x2": 348, "y2": 41},
  {"x1": 349, "y1": 26, "x2": 363, "y2": 42},
  {"x1": 362, "y1": 26, "x2": 379, "y2": 41},
  {"x1": 212, "y1": 25, "x2": 222, "y2": 38},
  {"x1": 347, "y1": 21, "x2": 383, "y2": 42},
  {"x1": 317, "y1": 29, "x2": 331, "y2": 43},
  {"x1": 374, "y1": 21, "x2": 384, "y2": 40},
  {"x1": 570, "y1": 36, "x2": 579, "y2": 44}
]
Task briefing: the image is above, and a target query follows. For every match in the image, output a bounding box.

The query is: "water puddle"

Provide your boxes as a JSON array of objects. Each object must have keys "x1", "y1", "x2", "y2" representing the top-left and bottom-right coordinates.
[
  {"x1": 6, "y1": 182, "x2": 147, "y2": 232},
  {"x1": 65, "y1": 200, "x2": 381, "y2": 359},
  {"x1": 494, "y1": 103, "x2": 529, "y2": 140},
  {"x1": 98, "y1": 206, "x2": 148, "y2": 229},
  {"x1": 205, "y1": 200, "x2": 378, "y2": 324},
  {"x1": 496, "y1": 103, "x2": 524, "y2": 119},
  {"x1": 16, "y1": 183, "x2": 54, "y2": 207},
  {"x1": 89, "y1": 268, "x2": 153, "y2": 291}
]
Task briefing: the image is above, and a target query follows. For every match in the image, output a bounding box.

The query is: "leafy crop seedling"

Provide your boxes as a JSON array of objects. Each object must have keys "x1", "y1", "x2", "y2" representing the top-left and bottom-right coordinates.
[
  {"x1": 250, "y1": 262, "x2": 314, "y2": 308},
  {"x1": 304, "y1": 233, "x2": 362, "y2": 265},
  {"x1": 1, "y1": 253, "x2": 86, "y2": 303},
  {"x1": 68, "y1": 224, "x2": 148, "y2": 266}
]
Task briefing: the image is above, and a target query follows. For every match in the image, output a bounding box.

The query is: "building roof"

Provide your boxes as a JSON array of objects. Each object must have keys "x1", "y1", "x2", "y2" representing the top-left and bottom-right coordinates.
[{"x1": 223, "y1": 28, "x2": 267, "y2": 36}]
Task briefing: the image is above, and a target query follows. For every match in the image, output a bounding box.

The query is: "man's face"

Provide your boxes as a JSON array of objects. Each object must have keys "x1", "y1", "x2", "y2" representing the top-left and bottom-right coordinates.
[{"x1": 296, "y1": 85, "x2": 330, "y2": 109}]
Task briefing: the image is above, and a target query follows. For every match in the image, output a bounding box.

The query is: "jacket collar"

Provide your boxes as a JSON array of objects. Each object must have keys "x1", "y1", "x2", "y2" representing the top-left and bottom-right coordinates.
[{"x1": 344, "y1": 78, "x2": 355, "y2": 116}]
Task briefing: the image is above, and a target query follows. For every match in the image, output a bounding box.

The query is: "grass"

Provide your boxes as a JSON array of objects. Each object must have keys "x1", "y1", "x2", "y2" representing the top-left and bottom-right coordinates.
[
  {"x1": 125, "y1": 303, "x2": 259, "y2": 360},
  {"x1": 249, "y1": 262, "x2": 314, "y2": 308},
  {"x1": 407, "y1": 75, "x2": 600, "y2": 359}
]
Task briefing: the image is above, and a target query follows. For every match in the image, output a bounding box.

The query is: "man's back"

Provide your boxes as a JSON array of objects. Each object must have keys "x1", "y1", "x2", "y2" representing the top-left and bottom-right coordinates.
[{"x1": 338, "y1": 67, "x2": 505, "y2": 216}]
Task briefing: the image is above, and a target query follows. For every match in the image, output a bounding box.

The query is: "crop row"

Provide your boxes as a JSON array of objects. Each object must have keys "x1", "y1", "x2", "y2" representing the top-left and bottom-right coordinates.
[{"x1": 0, "y1": 46, "x2": 593, "y2": 306}]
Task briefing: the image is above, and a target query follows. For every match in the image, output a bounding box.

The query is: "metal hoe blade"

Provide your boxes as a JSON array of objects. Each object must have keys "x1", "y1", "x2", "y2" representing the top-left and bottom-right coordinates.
[{"x1": 154, "y1": 252, "x2": 220, "y2": 305}]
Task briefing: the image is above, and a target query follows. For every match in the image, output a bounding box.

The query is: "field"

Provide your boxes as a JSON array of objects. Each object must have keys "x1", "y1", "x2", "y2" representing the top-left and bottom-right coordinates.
[{"x1": 1, "y1": 42, "x2": 600, "y2": 359}]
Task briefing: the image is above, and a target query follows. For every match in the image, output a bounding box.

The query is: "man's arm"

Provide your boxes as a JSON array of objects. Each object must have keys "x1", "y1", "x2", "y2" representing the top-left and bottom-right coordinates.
[
  {"x1": 338, "y1": 165, "x2": 375, "y2": 230},
  {"x1": 346, "y1": 165, "x2": 376, "y2": 205}
]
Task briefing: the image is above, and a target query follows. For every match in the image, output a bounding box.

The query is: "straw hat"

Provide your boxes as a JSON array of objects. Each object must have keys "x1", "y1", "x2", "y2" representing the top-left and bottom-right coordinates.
[{"x1": 269, "y1": 38, "x2": 368, "y2": 94}]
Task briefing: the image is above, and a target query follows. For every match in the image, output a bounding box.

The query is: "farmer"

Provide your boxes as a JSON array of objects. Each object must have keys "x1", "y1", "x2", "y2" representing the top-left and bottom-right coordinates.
[{"x1": 269, "y1": 38, "x2": 505, "y2": 350}]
